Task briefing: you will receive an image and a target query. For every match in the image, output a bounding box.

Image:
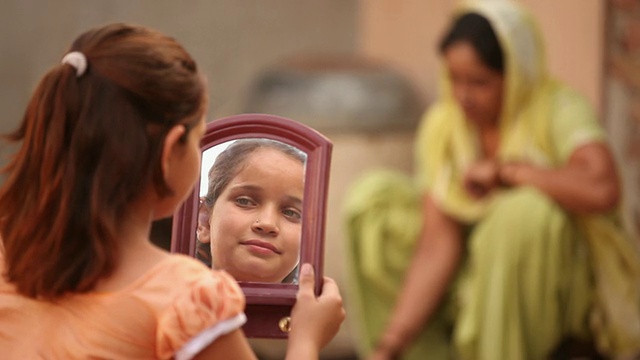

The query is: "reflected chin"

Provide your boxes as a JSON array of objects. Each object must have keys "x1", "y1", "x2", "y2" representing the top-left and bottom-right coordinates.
[
  {"x1": 211, "y1": 241, "x2": 298, "y2": 283},
  {"x1": 225, "y1": 256, "x2": 293, "y2": 283}
]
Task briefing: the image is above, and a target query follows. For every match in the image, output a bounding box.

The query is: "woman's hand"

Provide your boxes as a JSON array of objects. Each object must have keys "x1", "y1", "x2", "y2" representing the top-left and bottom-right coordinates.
[
  {"x1": 498, "y1": 162, "x2": 534, "y2": 186},
  {"x1": 499, "y1": 144, "x2": 621, "y2": 213},
  {"x1": 286, "y1": 263, "x2": 345, "y2": 359},
  {"x1": 369, "y1": 338, "x2": 403, "y2": 360},
  {"x1": 463, "y1": 159, "x2": 501, "y2": 198},
  {"x1": 464, "y1": 159, "x2": 537, "y2": 198}
]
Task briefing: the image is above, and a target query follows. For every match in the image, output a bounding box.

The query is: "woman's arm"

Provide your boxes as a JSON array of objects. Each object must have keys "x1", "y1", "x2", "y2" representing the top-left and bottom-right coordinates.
[
  {"x1": 372, "y1": 195, "x2": 463, "y2": 359},
  {"x1": 500, "y1": 142, "x2": 621, "y2": 214}
]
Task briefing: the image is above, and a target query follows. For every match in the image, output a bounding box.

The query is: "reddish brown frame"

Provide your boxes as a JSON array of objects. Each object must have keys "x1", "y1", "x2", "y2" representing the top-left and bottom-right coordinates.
[{"x1": 171, "y1": 113, "x2": 332, "y2": 338}]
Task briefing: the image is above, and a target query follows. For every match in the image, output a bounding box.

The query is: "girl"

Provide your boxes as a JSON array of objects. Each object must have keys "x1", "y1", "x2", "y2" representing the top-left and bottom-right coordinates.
[
  {"x1": 0, "y1": 23, "x2": 344, "y2": 359},
  {"x1": 197, "y1": 139, "x2": 304, "y2": 283}
]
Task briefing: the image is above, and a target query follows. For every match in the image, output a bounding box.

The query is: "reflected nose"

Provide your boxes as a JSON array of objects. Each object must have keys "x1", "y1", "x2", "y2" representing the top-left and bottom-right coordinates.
[{"x1": 252, "y1": 209, "x2": 280, "y2": 236}]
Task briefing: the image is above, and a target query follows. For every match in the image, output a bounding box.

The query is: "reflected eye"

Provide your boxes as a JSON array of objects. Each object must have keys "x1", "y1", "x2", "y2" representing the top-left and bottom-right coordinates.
[
  {"x1": 235, "y1": 197, "x2": 256, "y2": 208},
  {"x1": 282, "y1": 208, "x2": 302, "y2": 223}
]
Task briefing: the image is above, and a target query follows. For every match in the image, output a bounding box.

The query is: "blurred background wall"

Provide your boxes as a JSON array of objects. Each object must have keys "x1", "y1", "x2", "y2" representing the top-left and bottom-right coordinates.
[
  {"x1": 1, "y1": 1, "x2": 635, "y2": 359},
  {"x1": 0, "y1": 0, "x2": 358, "y2": 134},
  {"x1": 359, "y1": 0, "x2": 604, "y2": 113}
]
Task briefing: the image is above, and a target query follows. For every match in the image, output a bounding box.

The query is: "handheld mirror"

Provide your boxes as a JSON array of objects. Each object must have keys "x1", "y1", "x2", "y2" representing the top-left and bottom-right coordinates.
[{"x1": 171, "y1": 113, "x2": 332, "y2": 338}]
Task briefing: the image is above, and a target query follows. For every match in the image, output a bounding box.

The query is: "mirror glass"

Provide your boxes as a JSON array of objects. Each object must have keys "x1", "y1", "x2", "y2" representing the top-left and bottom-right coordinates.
[
  {"x1": 171, "y1": 113, "x2": 332, "y2": 338},
  {"x1": 195, "y1": 139, "x2": 306, "y2": 284}
]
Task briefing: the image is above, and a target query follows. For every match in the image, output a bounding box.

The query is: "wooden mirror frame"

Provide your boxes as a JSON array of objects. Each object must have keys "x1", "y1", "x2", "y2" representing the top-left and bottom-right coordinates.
[{"x1": 171, "y1": 113, "x2": 332, "y2": 338}]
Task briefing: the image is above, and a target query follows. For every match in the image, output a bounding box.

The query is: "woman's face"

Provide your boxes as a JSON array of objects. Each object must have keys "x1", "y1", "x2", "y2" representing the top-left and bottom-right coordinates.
[
  {"x1": 444, "y1": 41, "x2": 504, "y2": 126},
  {"x1": 208, "y1": 148, "x2": 304, "y2": 283}
]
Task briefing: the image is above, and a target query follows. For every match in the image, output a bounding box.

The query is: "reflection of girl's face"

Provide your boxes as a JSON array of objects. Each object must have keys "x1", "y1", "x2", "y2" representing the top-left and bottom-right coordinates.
[{"x1": 209, "y1": 148, "x2": 303, "y2": 282}]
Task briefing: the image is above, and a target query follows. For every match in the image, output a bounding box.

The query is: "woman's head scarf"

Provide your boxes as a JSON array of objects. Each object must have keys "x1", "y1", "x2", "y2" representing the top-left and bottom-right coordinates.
[{"x1": 417, "y1": 0, "x2": 577, "y2": 221}]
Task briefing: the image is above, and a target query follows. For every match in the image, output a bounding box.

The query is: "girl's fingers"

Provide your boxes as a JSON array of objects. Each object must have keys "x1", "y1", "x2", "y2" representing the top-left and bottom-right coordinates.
[{"x1": 297, "y1": 263, "x2": 315, "y2": 298}]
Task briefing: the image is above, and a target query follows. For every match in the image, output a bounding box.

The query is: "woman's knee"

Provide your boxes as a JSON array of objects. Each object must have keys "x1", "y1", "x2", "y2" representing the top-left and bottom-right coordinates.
[
  {"x1": 492, "y1": 187, "x2": 568, "y2": 227},
  {"x1": 470, "y1": 187, "x2": 574, "y2": 256}
]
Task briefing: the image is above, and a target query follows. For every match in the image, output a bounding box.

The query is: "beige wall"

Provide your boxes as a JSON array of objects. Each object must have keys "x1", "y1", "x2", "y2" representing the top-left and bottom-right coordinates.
[
  {"x1": 358, "y1": 0, "x2": 605, "y2": 113},
  {"x1": 358, "y1": 0, "x2": 454, "y2": 105},
  {"x1": 0, "y1": 0, "x2": 357, "y2": 136},
  {"x1": 522, "y1": 0, "x2": 605, "y2": 114}
]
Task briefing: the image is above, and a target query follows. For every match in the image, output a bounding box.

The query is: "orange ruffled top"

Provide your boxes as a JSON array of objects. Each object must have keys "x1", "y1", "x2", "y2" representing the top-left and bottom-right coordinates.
[{"x1": 0, "y1": 254, "x2": 246, "y2": 359}]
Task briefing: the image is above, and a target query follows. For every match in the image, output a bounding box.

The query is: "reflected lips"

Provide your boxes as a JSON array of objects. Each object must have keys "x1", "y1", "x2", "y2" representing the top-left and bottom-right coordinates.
[{"x1": 240, "y1": 239, "x2": 281, "y2": 254}]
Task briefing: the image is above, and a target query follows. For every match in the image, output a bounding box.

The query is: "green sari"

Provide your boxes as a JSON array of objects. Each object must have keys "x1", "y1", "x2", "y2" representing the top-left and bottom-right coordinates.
[{"x1": 345, "y1": 1, "x2": 640, "y2": 359}]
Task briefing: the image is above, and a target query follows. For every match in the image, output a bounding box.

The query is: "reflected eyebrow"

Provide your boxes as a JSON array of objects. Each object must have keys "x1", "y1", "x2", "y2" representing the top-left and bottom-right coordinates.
[
  {"x1": 229, "y1": 184, "x2": 261, "y2": 192},
  {"x1": 284, "y1": 195, "x2": 303, "y2": 209},
  {"x1": 230, "y1": 184, "x2": 303, "y2": 207}
]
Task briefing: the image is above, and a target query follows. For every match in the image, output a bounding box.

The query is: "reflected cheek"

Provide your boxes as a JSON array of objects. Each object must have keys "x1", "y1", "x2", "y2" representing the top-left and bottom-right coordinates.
[
  {"x1": 282, "y1": 227, "x2": 302, "y2": 261},
  {"x1": 211, "y1": 236, "x2": 236, "y2": 270},
  {"x1": 209, "y1": 219, "x2": 236, "y2": 265}
]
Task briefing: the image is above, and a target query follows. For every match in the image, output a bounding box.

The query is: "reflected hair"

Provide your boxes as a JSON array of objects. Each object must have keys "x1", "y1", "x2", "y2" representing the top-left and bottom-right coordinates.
[
  {"x1": 0, "y1": 23, "x2": 206, "y2": 299},
  {"x1": 202, "y1": 138, "x2": 306, "y2": 209},
  {"x1": 439, "y1": 12, "x2": 504, "y2": 73}
]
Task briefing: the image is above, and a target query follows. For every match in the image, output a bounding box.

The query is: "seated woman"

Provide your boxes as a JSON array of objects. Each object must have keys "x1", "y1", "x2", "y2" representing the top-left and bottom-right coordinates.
[
  {"x1": 346, "y1": 1, "x2": 640, "y2": 359},
  {"x1": 197, "y1": 138, "x2": 305, "y2": 283}
]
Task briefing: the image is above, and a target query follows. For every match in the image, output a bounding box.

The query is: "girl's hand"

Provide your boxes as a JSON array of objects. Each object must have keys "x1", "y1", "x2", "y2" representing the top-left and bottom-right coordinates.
[{"x1": 287, "y1": 264, "x2": 345, "y2": 357}]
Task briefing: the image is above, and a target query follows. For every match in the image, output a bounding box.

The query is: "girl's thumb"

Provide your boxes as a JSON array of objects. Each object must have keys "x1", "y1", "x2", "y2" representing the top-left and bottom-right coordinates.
[{"x1": 298, "y1": 263, "x2": 315, "y2": 293}]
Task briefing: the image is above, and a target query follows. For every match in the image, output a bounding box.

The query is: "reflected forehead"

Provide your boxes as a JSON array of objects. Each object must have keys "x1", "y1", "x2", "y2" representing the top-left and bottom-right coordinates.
[
  {"x1": 243, "y1": 148, "x2": 304, "y2": 177},
  {"x1": 227, "y1": 183, "x2": 303, "y2": 206},
  {"x1": 227, "y1": 149, "x2": 304, "y2": 200}
]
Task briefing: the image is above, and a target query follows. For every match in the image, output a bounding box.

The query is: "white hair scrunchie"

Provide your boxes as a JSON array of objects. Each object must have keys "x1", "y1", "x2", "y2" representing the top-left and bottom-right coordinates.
[{"x1": 61, "y1": 51, "x2": 88, "y2": 77}]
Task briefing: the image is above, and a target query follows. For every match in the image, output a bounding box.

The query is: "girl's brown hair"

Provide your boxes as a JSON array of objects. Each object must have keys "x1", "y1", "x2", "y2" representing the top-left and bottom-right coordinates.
[
  {"x1": 0, "y1": 23, "x2": 206, "y2": 299},
  {"x1": 203, "y1": 139, "x2": 306, "y2": 209}
]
